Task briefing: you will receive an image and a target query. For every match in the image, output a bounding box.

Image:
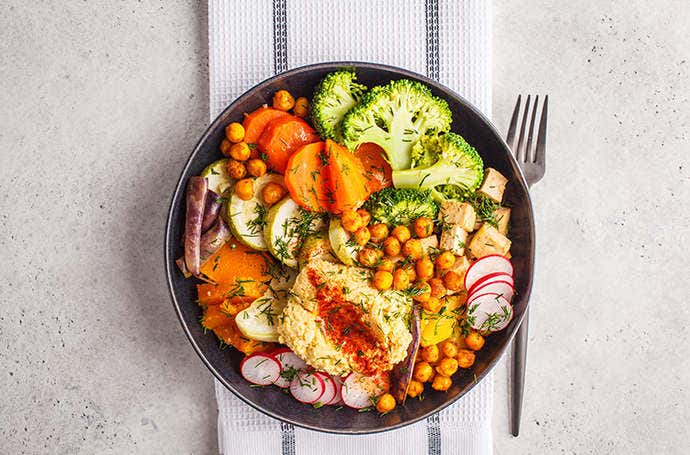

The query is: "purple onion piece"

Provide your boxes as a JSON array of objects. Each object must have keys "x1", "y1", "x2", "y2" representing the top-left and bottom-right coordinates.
[
  {"x1": 390, "y1": 305, "x2": 421, "y2": 404},
  {"x1": 199, "y1": 217, "x2": 232, "y2": 264},
  {"x1": 184, "y1": 176, "x2": 208, "y2": 276},
  {"x1": 201, "y1": 191, "x2": 222, "y2": 233},
  {"x1": 176, "y1": 257, "x2": 192, "y2": 278}
]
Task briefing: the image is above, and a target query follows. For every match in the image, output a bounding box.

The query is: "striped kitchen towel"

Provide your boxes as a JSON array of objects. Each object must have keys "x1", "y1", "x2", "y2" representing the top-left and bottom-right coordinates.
[{"x1": 209, "y1": 1, "x2": 494, "y2": 454}]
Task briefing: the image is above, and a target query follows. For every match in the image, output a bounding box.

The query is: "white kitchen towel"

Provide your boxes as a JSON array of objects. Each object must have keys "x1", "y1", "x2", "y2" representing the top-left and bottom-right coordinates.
[{"x1": 208, "y1": 1, "x2": 494, "y2": 454}]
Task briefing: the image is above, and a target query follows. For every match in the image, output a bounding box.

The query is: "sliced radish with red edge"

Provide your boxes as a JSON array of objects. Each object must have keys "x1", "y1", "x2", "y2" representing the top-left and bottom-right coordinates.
[
  {"x1": 464, "y1": 254, "x2": 514, "y2": 291},
  {"x1": 240, "y1": 353, "x2": 282, "y2": 386},
  {"x1": 314, "y1": 372, "x2": 337, "y2": 406},
  {"x1": 468, "y1": 272, "x2": 514, "y2": 295},
  {"x1": 467, "y1": 293, "x2": 514, "y2": 333},
  {"x1": 341, "y1": 372, "x2": 387, "y2": 409},
  {"x1": 290, "y1": 372, "x2": 325, "y2": 404},
  {"x1": 326, "y1": 377, "x2": 343, "y2": 406},
  {"x1": 468, "y1": 280, "x2": 514, "y2": 303},
  {"x1": 272, "y1": 349, "x2": 307, "y2": 388}
]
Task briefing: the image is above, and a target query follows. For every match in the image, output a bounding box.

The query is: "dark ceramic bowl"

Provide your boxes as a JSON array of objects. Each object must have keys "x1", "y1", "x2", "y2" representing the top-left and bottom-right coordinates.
[{"x1": 165, "y1": 62, "x2": 534, "y2": 434}]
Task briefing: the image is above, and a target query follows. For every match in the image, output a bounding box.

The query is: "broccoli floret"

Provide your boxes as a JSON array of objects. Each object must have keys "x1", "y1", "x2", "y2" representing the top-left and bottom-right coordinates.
[
  {"x1": 310, "y1": 70, "x2": 367, "y2": 140},
  {"x1": 364, "y1": 187, "x2": 439, "y2": 226},
  {"x1": 392, "y1": 132, "x2": 484, "y2": 202},
  {"x1": 341, "y1": 79, "x2": 452, "y2": 171}
]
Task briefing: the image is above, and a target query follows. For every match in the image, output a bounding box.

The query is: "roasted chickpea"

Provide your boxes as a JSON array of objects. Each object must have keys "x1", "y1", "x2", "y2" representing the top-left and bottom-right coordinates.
[
  {"x1": 220, "y1": 138, "x2": 232, "y2": 156},
  {"x1": 415, "y1": 258, "x2": 434, "y2": 281},
  {"x1": 356, "y1": 209, "x2": 371, "y2": 226},
  {"x1": 273, "y1": 90, "x2": 295, "y2": 111},
  {"x1": 465, "y1": 332, "x2": 485, "y2": 351},
  {"x1": 456, "y1": 349, "x2": 476, "y2": 368},
  {"x1": 372, "y1": 271, "x2": 393, "y2": 291},
  {"x1": 413, "y1": 217, "x2": 434, "y2": 238},
  {"x1": 435, "y1": 251, "x2": 456, "y2": 270},
  {"x1": 376, "y1": 393, "x2": 396, "y2": 413},
  {"x1": 411, "y1": 281, "x2": 431, "y2": 303},
  {"x1": 358, "y1": 247, "x2": 383, "y2": 268},
  {"x1": 234, "y1": 178, "x2": 254, "y2": 200},
  {"x1": 368, "y1": 223, "x2": 389, "y2": 243},
  {"x1": 413, "y1": 361, "x2": 434, "y2": 383},
  {"x1": 442, "y1": 270, "x2": 463, "y2": 291},
  {"x1": 428, "y1": 278, "x2": 447, "y2": 298},
  {"x1": 246, "y1": 158, "x2": 267, "y2": 177},
  {"x1": 440, "y1": 341, "x2": 459, "y2": 358},
  {"x1": 407, "y1": 380, "x2": 424, "y2": 398},
  {"x1": 391, "y1": 225, "x2": 411, "y2": 244},
  {"x1": 376, "y1": 258, "x2": 395, "y2": 273},
  {"x1": 402, "y1": 238, "x2": 423, "y2": 260},
  {"x1": 421, "y1": 344, "x2": 440, "y2": 363},
  {"x1": 341, "y1": 210, "x2": 364, "y2": 233},
  {"x1": 383, "y1": 237, "x2": 401, "y2": 256},
  {"x1": 431, "y1": 374, "x2": 452, "y2": 391},
  {"x1": 225, "y1": 122, "x2": 245, "y2": 143},
  {"x1": 422, "y1": 296, "x2": 443, "y2": 313},
  {"x1": 393, "y1": 268, "x2": 410, "y2": 290},
  {"x1": 436, "y1": 358, "x2": 459, "y2": 377},
  {"x1": 229, "y1": 142, "x2": 251, "y2": 161},
  {"x1": 227, "y1": 159, "x2": 247, "y2": 179},
  {"x1": 354, "y1": 226, "x2": 371, "y2": 246},
  {"x1": 261, "y1": 182, "x2": 286, "y2": 206},
  {"x1": 293, "y1": 97, "x2": 309, "y2": 118}
]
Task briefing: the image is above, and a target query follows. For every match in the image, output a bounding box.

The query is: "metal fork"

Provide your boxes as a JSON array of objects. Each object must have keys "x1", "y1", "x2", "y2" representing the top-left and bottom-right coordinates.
[{"x1": 505, "y1": 94, "x2": 548, "y2": 436}]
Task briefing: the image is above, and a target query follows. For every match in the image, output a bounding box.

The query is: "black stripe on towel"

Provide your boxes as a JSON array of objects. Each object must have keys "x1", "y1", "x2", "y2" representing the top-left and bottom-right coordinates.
[
  {"x1": 280, "y1": 421, "x2": 296, "y2": 455},
  {"x1": 425, "y1": 0, "x2": 440, "y2": 80},
  {"x1": 427, "y1": 412, "x2": 442, "y2": 455},
  {"x1": 273, "y1": 0, "x2": 288, "y2": 73}
]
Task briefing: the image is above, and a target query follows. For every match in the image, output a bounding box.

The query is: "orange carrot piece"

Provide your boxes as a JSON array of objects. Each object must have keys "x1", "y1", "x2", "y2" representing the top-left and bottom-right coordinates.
[
  {"x1": 199, "y1": 238, "x2": 273, "y2": 286},
  {"x1": 242, "y1": 107, "x2": 290, "y2": 156},
  {"x1": 326, "y1": 139, "x2": 371, "y2": 214},
  {"x1": 354, "y1": 142, "x2": 393, "y2": 193},
  {"x1": 213, "y1": 322, "x2": 275, "y2": 354},
  {"x1": 201, "y1": 305, "x2": 233, "y2": 330},
  {"x1": 284, "y1": 141, "x2": 332, "y2": 212},
  {"x1": 257, "y1": 116, "x2": 320, "y2": 173}
]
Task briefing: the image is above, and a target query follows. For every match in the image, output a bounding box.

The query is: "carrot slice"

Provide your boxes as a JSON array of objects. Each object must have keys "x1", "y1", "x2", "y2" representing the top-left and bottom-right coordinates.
[
  {"x1": 257, "y1": 116, "x2": 320, "y2": 173},
  {"x1": 213, "y1": 321, "x2": 275, "y2": 354},
  {"x1": 354, "y1": 142, "x2": 393, "y2": 193},
  {"x1": 199, "y1": 237, "x2": 273, "y2": 285},
  {"x1": 201, "y1": 304, "x2": 233, "y2": 330},
  {"x1": 327, "y1": 139, "x2": 371, "y2": 214},
  {"x1": 197, "y1": 279, "x2": 265, "y2": 306},
  {"x1": 284, "y1": 141, "x2": 332, "y2": 212},
  {"x1": 242, "y1": 107, "x2": 290, "y2": 156}
]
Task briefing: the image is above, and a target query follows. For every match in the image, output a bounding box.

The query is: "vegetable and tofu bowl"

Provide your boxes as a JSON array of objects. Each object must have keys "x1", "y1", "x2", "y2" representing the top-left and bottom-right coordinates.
[{"x1": 165, "y1": 62, "x2": 535, "y2": 433}]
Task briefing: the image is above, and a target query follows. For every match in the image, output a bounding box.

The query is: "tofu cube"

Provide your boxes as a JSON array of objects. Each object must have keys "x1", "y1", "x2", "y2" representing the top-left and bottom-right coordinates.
[
  {"x1": 439, "y1": 225, "x2": 468, "y2": 256},
  {"x1": 467, "y1": 223, "x2": 511, "y2": 258},
  {"x1": 419, "y1": 235, "x2": 439, "y2": 256},
  {"x1": 439, "y1": 200, "x2": 476, "y2": 232},
  {"x1": 446, "y1": 254, "x2": 471, "y2": 294},
  {"x1": 493, "y1": 207, "x2": 511, "y2": 235},
  {"x1": 478, "y1": 168, "x2": 508, "y2": 203}
]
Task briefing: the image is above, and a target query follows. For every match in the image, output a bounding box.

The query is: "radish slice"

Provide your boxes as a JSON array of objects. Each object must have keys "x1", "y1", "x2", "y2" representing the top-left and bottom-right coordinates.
[
  {"x1": 326, "y1": 377, "x2": 343, "y2": 406},
  {"x1": 468, "y1": 272, "x2": 514, "y2": 294},
  {"x1": 464, "y1": 254, "x2": 514, "y2": 291},
  {"x1": 240, "y1": 354, "x2": 282, "y2": 386},
  {"x1": 290, "y1": 372, "x2": 325, "y2": 404},
  {"x1": 467, "y1": 293, "x2": 514, "y2": 333},
  {"x1": 468, "y1": 280, "x2": 514, "y2": 303},
  {"x1": 341, "y1": 373, "x2": 387, "y2": 409},
  {"x1": 314, "y1": 373, "x2": 337, "y2": 406},
  {"x1": 272, "y1": 350, "x2": 308, "y2": 388}
]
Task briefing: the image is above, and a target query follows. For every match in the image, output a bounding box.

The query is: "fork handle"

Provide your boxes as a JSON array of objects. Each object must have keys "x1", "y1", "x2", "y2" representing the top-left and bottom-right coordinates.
[{"x1": 510, "y1": 308, "x2": 529, "y2": 436}]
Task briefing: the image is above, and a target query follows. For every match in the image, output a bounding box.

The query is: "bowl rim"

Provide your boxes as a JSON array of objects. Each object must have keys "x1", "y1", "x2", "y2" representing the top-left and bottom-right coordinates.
[{"x1": 165, "y1": 61, "x2": 535, "y2": 435}]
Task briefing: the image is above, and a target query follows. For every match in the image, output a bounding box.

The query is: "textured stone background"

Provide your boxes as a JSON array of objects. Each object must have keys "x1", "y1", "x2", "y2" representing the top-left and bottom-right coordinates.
[{"x1": 1, "y1": 1, "x2": 688, "y2": 454}]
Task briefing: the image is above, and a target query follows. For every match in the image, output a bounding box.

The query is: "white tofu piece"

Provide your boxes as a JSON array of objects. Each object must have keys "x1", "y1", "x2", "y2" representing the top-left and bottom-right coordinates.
[
  {"x1": 446, "y1": 254, "x2": 471, "y2": 294},
  {"x1": 478, "y1": 168, "x2": 508, "y2": 203},
  {"x1": 494, "y1": 207, "x2": 511, "y2": 235},
  {"x1": 419, "y1": 235, "x2": 439, "y2": 256},
  {"x1": 439, "y1": 200, "x2": 476, "y2": 232},
  {"x1": 439, "y1": 225, "x2": 468, "y2": 256},
  {"x1": 468, "y1": 223, "x2": 511, "y2": 258}
]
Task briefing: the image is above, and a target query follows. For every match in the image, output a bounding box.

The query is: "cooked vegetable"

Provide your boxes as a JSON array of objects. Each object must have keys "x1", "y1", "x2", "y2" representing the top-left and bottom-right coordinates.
[
  {"x1": 242, "y1": 106, "x2": 290, "y2": 146},
  {"x1": 235, "y1": 289, "x2": 288, "y2": 342},
  {"x1": 225, "y1": 122, "x2": 245, "y2": 143},
  {"x1": 326, "y1": 139, "x2": 370, "y2": 213},
  {"x1": 392, "y1": 132, "x2": 484, "y2": 202},
  {"x1": 297, "y1": 233, "x2": 335, "y2": 266},
  {"x1": 420, "y1": 306, "x2": 457, "y2": 347},
  {"x1": 184, "y1": 177, "x2": 208, "y2": 275},
  {"x1": 201, "y1": 191, "x2": 222, "y2": 233},
  {"x1": 198, "y1": 237, "x2": 272, "y2": 286},
  {"x1": 227, "y1": 173, "x2": 284, "y2": 251},
  {"x1": 328, "y1": 217, "x2": 360, "y2": 265},
  {"x1": 264, "y1": 197, "x2": 326, "y2": 267},
  {"x1": 390, "y1": 305, "x2": 420, "y2": 404},
  {"x1": 284, "y1": 141, "x2": 331, "y2": 212},
  {"x1": 354, "y1": 142, "x2": 392, "y2": 193},
  {"x1": 201, "y1": 159, "x2": 234, "y2": 195},
  {"x1": 364, "y1": 187, "x2": 438, "y2": 225},
  {"x1": 257, "y1": 115, "x2": 320, "y2": 173},
  {"x1": 199, "y1": 217, "x2": 232, "y2": 264},
  {"x1": 311, "y1": 69, "x2": 367, "y2": 140},
  {"x1": 273, "y1": 90, "x2": 295, "y2": 111},
  {"x1": 341, "y1": 79, "x2": 452, "y2": 170}
]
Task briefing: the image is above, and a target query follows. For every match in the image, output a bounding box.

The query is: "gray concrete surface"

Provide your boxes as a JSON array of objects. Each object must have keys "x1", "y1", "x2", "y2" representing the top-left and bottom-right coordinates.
[{"x1": 1, "y1": 1, "x2": 688, "y2": 454}]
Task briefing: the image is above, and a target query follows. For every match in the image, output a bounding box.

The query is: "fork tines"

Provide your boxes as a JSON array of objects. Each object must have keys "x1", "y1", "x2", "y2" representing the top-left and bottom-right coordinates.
[{"x1": 506, "y1": 95, "x2": 548, "y2": 165}]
